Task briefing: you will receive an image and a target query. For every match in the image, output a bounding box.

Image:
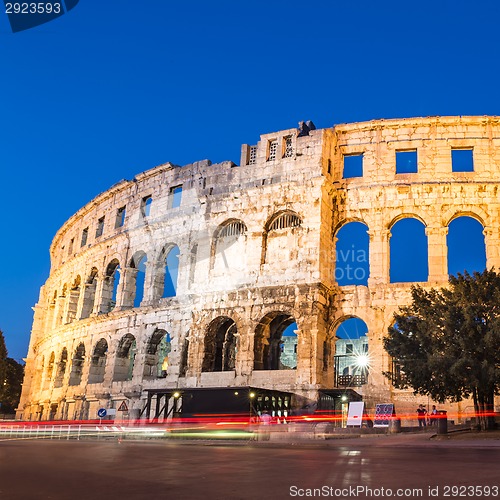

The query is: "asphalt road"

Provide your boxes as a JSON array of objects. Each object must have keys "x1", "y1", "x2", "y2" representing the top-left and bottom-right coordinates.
[{"x1": 0, "y1": 438, "x2": 499, "y2": 499}]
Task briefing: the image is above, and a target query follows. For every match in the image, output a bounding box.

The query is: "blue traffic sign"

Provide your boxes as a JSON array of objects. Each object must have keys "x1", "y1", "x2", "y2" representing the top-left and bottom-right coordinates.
[{"x1": 97, "y1": 408, "x2": 107, "y2": 418}]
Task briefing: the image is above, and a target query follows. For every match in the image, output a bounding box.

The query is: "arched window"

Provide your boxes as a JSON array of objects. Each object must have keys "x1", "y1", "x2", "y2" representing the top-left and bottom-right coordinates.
[
  {"x1": 88, "y1": 339, "x2": 108, "y2": 384},
  {"x1": 219, "y1": 221, "x2": 246, "y2": 238},
  {"x1": 101, "y1": 260, "x2": 120, "y2": 313},
  {"x1": 163, "y1": 246, "x2": 180, "y2": 298},
  {"x1": 212, "y1": 220, "x2": 247, "y2": 274},
  {"x1": 447, "y1": 216, "x2": 486, "y2": 276},
  {"x1": 130, "y1": 252, "x2": 147, "y2": 308},
  {"x1": 69, "y1": 343, "x2": 85, "y2": 386},
  {"x1": 390, "y1": 218, "x2": 428, "y2": 283},
  {"x1": 81, "y1": 268, "x2": 98, "y2": 319},
  {"x1": 268, "y1": 212, "x2": 301, "y2": 231},
  {"x1": 254, "y1": 313, "x2": 297, "y2": 370},
  {"x1": 202, "y1": 317, "x2": 238, "y2": 372},
  {"x1": 144, "y1": 329, "x2": 171, "y2": 378},
  {"x1": 113, "y1": 334, "x2": 137, "y2": 382},
  {"x1": 53, "y1": 348, "x2": 68, "y2": 388},
  {"x1": 334, "y1": 317, "x2": 369, "y2": 387},
  {"x1": 335, "y1": 222, "x2": 370, "y2": 286},
  {"x1": 262, "y1": 211, "x2": 302, "y2": 265},
  {"x1": 141, "y1": 195, "x2": 153, "y2": 217}
]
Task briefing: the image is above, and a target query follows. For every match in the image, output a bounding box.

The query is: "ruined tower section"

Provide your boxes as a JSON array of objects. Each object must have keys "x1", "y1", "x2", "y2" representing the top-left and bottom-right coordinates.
[
  {"x1": 324, "y1": 116, "x2": 500, "y2": 414},
  {"x1": 18, "y1": 124, "x2": 330, "y2": 421}
]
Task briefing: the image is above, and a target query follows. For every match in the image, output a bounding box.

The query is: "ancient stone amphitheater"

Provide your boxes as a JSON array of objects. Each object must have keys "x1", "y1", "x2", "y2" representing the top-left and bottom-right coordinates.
[{"x1": 18, "y1": 116, "x2": 500, "y2": 423}]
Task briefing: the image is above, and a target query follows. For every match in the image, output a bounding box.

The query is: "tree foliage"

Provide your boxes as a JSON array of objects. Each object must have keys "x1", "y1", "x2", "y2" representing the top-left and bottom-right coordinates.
[
  {"x1": 0, "y1": 330, "x2": 24, "y2": 414},
  {"x1": 384, "y1": 269, "x2": 500, "y2": 431}
]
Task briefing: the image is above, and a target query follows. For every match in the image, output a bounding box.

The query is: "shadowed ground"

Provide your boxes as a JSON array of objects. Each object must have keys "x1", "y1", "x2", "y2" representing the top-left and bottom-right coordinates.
[{"x1": 0, "y1": 435, "x2": 499, "y2": 499}]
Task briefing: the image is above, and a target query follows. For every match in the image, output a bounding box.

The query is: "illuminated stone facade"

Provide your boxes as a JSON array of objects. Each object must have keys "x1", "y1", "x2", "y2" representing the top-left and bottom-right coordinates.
[{"x1": 18, "y1": 116, "x2": 500, "y2": 422}]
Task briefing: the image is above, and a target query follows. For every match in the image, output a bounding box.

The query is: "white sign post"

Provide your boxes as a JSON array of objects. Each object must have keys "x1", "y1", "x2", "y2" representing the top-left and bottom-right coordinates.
[{"x1": 346, "y1": 401, "x2": 364, "y2": 427}]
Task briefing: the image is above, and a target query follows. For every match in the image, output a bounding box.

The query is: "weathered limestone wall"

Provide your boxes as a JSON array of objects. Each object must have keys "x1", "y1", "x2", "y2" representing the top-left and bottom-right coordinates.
[
  {"x1": 324, "y1": 116, "x2": 500, "y2": 419},
  {"x1": 18, "y1": 125, "x2": 328, "y2": 421}
]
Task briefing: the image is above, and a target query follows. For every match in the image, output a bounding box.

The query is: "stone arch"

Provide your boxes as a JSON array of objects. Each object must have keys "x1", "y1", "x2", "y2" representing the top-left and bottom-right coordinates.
[
  {"x1": 202, "y1": 317, "x2": 238, "y2": 372},
  {"x1": 332, "y1": 317, "x2": 369, "y2": 388},
  {"x1": 129, "y1": 250, "x2": 147, "y2": 308},
  {"x1": 389, "y1": 217, "x2": 428, "y2": 283},
  {"x1": 334, "y1": 221, "x2": 370, "y2": 286},
  {"x1": 254, "y1": 312, "x2": 298, "y2": 370},
  {"x1": 66, "y1": 276, "x2": 81, "y2": 323},
  {"x1": 447, "y1": 215, "x2": 486, "y2": 276},
  {"x1": 443, "y1": 207, "x2": 488, "y2": 228},
  {"x1": 101, "y1": 259, "x2": 120, "y2": 313},
  {"x1": 143, "y1": 329, "x2": 172, "y2": 378},
  {"x1": 53, "y1": 348, "x2": 68, "y2": 388},
  {"x1": 113, "y1": 334, "x2": 137, "y2": 382},
  {"x1": 211, "y1": 219, "x2": 248, "y2": 273},
  {"x1": 81, "y1": 267, "x2": 98, "y2": 319},
  {"x1": 88, "y1": 338, "x2": 108, "y2": 384},
  {"x1": 68, "y1": 343, "x2": 85, "y2": 386},
  {"x1": 261, "y1": 210, "x2": 303, "y2": 265}
]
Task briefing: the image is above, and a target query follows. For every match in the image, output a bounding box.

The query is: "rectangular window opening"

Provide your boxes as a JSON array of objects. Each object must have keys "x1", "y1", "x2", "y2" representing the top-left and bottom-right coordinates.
[
  {"x1": 283, "y1": 135, "x2": 293, "y2": 158},
  {"x1": 343, "y1": 153, "x2": 363, "y2": 178},
  {"x1": 396, "y1": 150, "x2": 418, "y2": 174},
  {"x1": 95, "y1": 216, "x2": 105, "y2": 238},
  {"x1": 452, "y1": 148, "x2": 474, "y2": 172},
  {"x1": 169, "y1": 185, "x2": 183, "y2": 209},
  {"x1": 267, "y1": 139, "x2": 278, "y2": 161},
  {"x1": 80, "y1": 227, "x2": 88, "y2": 247},
  {"x1": 248, "y1": 145, "x2": 257, "y2": 165},
  {"x1": 68, "y1": 238, "x2": 74, "y2": 255},
  {"x1": 141, "y1": 196, "x2": 152, "y2": 217},
  {"x1": 115, "y1": 206, "x2": 126, "y2": 228}
]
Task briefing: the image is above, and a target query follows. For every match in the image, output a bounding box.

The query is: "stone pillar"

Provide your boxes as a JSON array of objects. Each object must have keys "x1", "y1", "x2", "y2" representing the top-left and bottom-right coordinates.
[
  {"x1": 75, "y1": 283, "x2": 88, "y2": 319},
  {"x1": 367, "y1": 229, "x2": 390, "y2": 286},
  {"x1": 92, "y1": 278, "x2": 105, "y2": 315},
  {"x1": 425, "y1": 226, "x2": 448, "y2": 283},
  {"x1": 119, "y1": 267, "x2": 138, "y2": 309},
  {"x1": 236, "y1": 321, "x2": 253, "y2": 376},
  {"x1": 66, "y1": 288, "x2": 80, "y2": 323},
  {"x1": 141, "y1": 261, "x2": 156, "y2": 304},
  {"x1": 484, "y1": 226, "x2": 500, "y2": 270},
  {"x1": 296, "y1": 322, "x2": 318, "y2": 386},
  {"x1": 52, "y1": 295, "x2": 64, "y2": 329},
  {"x1": 186, "y1": 330, "x2": 204, "y2": 377}
]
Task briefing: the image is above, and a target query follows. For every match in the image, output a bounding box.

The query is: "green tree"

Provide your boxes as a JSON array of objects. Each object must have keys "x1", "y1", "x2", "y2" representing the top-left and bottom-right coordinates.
[
  {"x1": 1, "y1": 358, "x2": 24, "y2": 413},
  {"x1": 0, "y1": 330, "x2": 24, "y2": 414},
  {"x1": 384, "y1": 269, "x2": 500, "y2": 431}
]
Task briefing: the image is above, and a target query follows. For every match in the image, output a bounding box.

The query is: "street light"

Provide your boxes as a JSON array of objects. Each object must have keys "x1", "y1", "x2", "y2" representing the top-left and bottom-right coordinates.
[{"x1": 354, "y1": 354, "x2": 370, "y2": 369}]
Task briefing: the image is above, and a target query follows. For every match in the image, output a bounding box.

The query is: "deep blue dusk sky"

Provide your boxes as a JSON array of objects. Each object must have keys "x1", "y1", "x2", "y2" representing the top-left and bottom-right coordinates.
[{"x1": 0, "y1": 1, "x2": 498, "y2": 360}]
